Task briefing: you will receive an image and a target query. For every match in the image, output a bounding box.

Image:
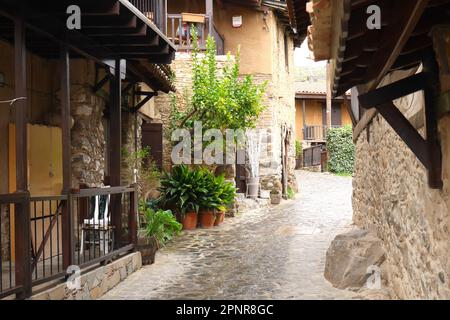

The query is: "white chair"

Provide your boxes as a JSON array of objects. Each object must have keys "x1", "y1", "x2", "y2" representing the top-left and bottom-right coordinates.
[{"x1": 80, "y1": 187, "x2": 114, "y2": 255}]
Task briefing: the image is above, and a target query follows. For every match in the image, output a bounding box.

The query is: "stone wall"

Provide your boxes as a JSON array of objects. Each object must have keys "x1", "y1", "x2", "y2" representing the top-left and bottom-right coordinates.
[
  {"x1": 68, "y1": 84, "x2": 107, "y2": 188},
  {"x1": 0, "y1": 208, "x2": 9, "y2": 260},
  {"x1": 353, "y1": 88, "x2": 450, "y2": 298},
  {"x1": 32, "y1": 252, "x2": 142, "y2": 300}
]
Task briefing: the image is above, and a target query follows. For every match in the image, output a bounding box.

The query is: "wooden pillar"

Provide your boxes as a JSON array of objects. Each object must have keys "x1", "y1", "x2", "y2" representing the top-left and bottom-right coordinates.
[
  {"x1": 109, "y1": 58, "x2": 122, "y2": 248},
  {"x1": 206, "y1": 0, "x2": 213, "y2": 35},
  {"x1": 326, "y1": 62, "x2": 332, "y2": 129},
  {"x1": 128, "y1": 185, "x2": 138, "y2": 246},
  {"x1": 422, "y1": 50, "x2": 443, "y2": 189},
  {"x1": 14, "y1": 15, "x2": 32, "y2": 299},
  {"x1": 302, "y1": 99, "x2": 306, "y2": 140},
  {"x1": 60, "y1": 44, "x2": 74, "y2": 269}
]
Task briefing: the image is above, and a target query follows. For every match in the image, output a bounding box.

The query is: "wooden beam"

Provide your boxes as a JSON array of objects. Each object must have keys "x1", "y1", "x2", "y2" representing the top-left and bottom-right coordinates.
[
  {"x1": 109, "y1": 58, "x2": 122, "y2": 249},
  {"x1": 422, "y1": 49, "x2": 443, "y2": 189},
  {"x1": 60, "y1": 43, "x2": 74, "y2": 269},
  {"x1": 92, "y1": 74, "x2": 111, "y2": 94},
  {"x1": 376, "y1": 102, "x2": 430, "y2": 169},
  {"x1": 358, "y1": 73, "x2": 428, "y2": 109},
  {"x1": 13, "y1": 14, "x2": 32, "y2": 299}
]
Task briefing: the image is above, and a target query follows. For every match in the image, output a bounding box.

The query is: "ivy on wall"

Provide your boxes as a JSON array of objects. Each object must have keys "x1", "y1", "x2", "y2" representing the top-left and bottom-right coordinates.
[{"x1": 326, "y1": 125, "x2": 355, "y2": 174}]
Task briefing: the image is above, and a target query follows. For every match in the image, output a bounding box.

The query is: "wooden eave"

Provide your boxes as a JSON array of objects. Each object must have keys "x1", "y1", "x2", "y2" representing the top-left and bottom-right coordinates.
[
  {"x1": 0, "y1": 0, "x2": 176, "y2": 92},
  {"x1": 327, "y1": 0, "x2": 450, "y2": 97}
]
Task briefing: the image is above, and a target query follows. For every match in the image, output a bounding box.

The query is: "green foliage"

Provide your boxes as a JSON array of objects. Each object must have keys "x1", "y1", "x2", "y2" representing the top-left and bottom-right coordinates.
[
  {"x1": 199, "y1": 174, "x2": 236, "y2": 212},
  {"x1": 295, "y1": 140, "x2": 303, "y2": 158},
  {"x1": 326, "y1": 125, "x2": 355, "y2": 174},
  {"x1": 158, "y1": 165, "x2": 207, "y2": 214},
  {"x1": 158, "y1": 165, "x2": 237, "y2": 214},
  {"x1": 169, "y1": 26, "x2": 267, "y2": 132},
  {"x1": 141, "y1": 207, "x2": 182, "y2": 247},
  {"x1": 287, "y1": 186, "x2": 295, "y2": 199},
  {"x1": 122, "y1": 147, "x2": 161, "y2": 200}
]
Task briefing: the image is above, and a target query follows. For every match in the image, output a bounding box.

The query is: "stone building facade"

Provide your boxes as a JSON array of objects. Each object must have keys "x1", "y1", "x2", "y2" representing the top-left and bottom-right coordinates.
[
  {"x1": 352, "y1": 77, "x2": 450, "y2": 299},
  {"x1": 153, "y1": 9, "x2": 298, "y2": 196}
]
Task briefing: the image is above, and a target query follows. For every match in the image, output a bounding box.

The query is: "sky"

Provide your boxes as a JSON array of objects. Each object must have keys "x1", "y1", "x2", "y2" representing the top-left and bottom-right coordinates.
[{"x1": 294, "y1": 39, "x2": 326, "y2": 68}]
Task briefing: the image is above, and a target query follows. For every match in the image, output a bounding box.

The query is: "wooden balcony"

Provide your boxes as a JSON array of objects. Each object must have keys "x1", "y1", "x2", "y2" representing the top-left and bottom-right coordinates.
[
  {"x1": 129, "y1": 0, "x2": 225, "y2": 54},
  {"x1": 303, "y1": 125, "x2": 342, "y2": 141}
]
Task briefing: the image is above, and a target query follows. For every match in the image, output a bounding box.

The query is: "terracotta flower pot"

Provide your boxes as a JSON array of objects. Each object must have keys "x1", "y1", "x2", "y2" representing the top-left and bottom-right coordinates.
[
  {"x1": 214, "y1": 211, "x2": 225, "y2": 226},
  {"x1": 182, "y1": 211, "x2": 198, "y2": 230},
  {"x1": 199, "y1": 210, "x2": 216, "y2": 229}
]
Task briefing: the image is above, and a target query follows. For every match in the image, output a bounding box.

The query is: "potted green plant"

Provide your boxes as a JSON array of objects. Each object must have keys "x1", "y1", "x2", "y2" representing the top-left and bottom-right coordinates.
[
  {"x1": 295, "y1": 140, "x2": 303, "y2": 170},
  {"x1": 137, "y1": 205, "x2": 182, "y2": 265},
  {"x1": 158, "y1": 165, "x2": 202, "y2": 230},
  {"x1": 197, "y1": 168, "x2": 218, "y2": 229},
  {"x1": 214, "y1": 175, "x2": 237, "y2": 226}
]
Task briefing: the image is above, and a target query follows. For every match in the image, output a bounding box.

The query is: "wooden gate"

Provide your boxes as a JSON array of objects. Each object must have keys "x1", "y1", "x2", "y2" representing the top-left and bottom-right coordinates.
[{"x1": 303, "y1": 145, "x2": 323, "y2": 167}]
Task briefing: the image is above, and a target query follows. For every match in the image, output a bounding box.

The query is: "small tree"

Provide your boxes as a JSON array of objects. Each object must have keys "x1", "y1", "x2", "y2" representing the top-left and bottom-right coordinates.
[{"x1": 169, "y1": 27, "x2": 267, "y2": 132}]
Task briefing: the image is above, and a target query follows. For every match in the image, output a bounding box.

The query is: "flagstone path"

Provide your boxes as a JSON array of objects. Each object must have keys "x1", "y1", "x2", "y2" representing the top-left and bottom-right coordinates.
[{"x1": 101, "y1": 170, "x2": 361, "y2": 300}]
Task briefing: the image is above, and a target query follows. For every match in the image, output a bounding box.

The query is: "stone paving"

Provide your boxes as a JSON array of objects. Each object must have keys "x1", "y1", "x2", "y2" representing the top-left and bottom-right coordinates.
[{"x1": 101, "y1": 170, "x2": 360, "y2": 300}]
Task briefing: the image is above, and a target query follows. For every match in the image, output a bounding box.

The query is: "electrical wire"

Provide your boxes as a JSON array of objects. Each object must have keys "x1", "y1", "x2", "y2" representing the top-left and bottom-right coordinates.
[{"x1": 0, "y1": 97, "x2": 27, "y2": 105}]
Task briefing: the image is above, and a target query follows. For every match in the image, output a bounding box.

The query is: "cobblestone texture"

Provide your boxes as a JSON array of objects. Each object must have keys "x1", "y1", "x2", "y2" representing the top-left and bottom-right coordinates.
[{"x1": 101, "y1": 171, "x2": 359, "y2": 300}]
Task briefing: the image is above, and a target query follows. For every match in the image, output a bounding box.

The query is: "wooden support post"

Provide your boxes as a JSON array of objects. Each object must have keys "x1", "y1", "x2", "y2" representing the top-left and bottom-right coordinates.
[
  {"x1": 302, "y1": 100, "x2": 306, "y2": 140},
  {"x1": 109, "y1": 58, "x2": 122, "y2": 249},
  {"x1": 14, "y1": 15, "x2": 32, "y2": 299},
  {"x1": 206, "y1": 0, "x2": 213, "y2": 36},
  {"x1": 128, "y1": 185, "x2": 138, "y2": 246},
  {"x1": 326, "y1": 62, "x2": 332, "y2": 130},
  {"x1": 60, "y1": 44, "x2": 74, "y2": 269},
  {"x1": 422, "y1": 50, "x2": 443, "y2": 189}
]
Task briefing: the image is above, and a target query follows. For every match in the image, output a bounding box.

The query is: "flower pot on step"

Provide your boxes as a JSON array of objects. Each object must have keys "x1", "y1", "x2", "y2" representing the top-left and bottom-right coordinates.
[
  {"x1": 271, "y1": 193, "x2": 281, "y2": 205},
  {"x1": 214, "y1": 211, "x2": 225, "y2": 226},
  {"x1": 199, "y1": 210, "x2": 216, "y2": 228},
  {"x1": 136, "y1": 235, "x2": 158, "y2": 265},
  {"x1": 182, "y1": 211, "x2": 198, "y2": 230}
]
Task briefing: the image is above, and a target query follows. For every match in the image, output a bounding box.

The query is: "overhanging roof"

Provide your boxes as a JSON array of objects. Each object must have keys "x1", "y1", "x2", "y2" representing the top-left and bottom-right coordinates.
[
  {"x1": 0, "y1": 0, "x2": 176, "y2": 92},
  {"x1": 294, "y1": 0, "x2": 450, "y2": 97}
]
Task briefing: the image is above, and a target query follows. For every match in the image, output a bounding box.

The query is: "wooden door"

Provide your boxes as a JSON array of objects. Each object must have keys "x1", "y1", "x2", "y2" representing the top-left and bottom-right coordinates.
[{"x1": 142, "y1": 122, "x2": 163, "y2": 170}]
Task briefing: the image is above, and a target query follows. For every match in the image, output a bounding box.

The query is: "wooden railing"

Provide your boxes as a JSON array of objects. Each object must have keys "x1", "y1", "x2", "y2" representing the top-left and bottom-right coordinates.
[
  {"x1": 129, "y1": 0, "x2": 167, "y2": 33},
  {"x1": 166, "y1": 13, "x2": 225, "y2": 54},
  {"x1": 303, "y1": 125, "x2": 342, "y2": 141},
  {"x1": 0, "y1": 186, "x2": 137, "y2": 299}
]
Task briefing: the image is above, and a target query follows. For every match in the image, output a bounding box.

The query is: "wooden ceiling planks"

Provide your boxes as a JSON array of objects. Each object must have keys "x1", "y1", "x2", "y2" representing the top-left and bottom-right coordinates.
[{"x1": 0, "y1": 0, "x2": 176, "y2": 92}]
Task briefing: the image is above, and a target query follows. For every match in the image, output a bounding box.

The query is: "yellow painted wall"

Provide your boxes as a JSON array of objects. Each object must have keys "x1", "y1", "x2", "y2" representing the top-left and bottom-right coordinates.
[
  {"x1": 167, "y1": 0, "x2": 274, "y2": 75},
  {"x1": 295, "y1": 98, "x2": 353, "y2": 141},
  {"x1": 8, "y1": 124, "x2": 63, "y2": 261}
]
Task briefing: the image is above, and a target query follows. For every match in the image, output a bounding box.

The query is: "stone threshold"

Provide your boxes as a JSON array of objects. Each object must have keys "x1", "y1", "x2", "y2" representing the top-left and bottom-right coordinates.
[{"x1": 31, "y1": 252, "x2": 142, "y2": 300}]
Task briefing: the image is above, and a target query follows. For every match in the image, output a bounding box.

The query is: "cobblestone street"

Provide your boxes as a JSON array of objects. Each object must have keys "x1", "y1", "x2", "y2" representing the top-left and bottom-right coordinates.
[{"x1": 101, "y1": 171, "x2": 358, "y2": 300}]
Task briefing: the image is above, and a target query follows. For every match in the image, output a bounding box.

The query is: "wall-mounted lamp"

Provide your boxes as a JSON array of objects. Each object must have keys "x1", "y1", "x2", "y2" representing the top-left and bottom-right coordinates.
[{"x1": 0, "y1": 72, "x2": 5, "y2": 87}]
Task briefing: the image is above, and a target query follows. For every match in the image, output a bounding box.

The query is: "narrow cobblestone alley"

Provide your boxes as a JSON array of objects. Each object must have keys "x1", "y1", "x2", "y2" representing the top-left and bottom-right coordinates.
[{"x1": 101, "y1": 171, "x2": 359, "y2": 300}]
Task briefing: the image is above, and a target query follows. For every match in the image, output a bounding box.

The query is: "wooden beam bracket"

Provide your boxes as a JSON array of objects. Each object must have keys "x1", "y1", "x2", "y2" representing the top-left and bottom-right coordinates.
[
  {"x1": 130, "y1": 91, "x2": 158, "y2": 113},
  {"x1": 358, "y1": 68, "x2": 443, "y2": 189},
  {"x1": 92, "y1": 74, "x2": 112, "y2": 94}
]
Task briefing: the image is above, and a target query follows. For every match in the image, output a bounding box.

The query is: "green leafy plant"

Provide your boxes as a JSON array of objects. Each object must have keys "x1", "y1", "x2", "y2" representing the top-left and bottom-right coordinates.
[
  {"x1": 122, "y1": 147, "x2": 161, "y2": 200},
  {"x1": 326, "y1": 125, "x2": 355, "y2": 174},
  {"x1": 199, "y1": 174, "x2": 236, "y2": 212},
  {"x1": 141, "y1": 207, "x2": 182, "y2": 247},
  {"x1": 295, "y1": 140, "x2": 303, "y2": 158},
  {"x1": 287, "y1": 186, "x2": 295, "y2": 199},
  {"x1": 158, "y1": 165, "x2": 209, "y2": 215}
]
